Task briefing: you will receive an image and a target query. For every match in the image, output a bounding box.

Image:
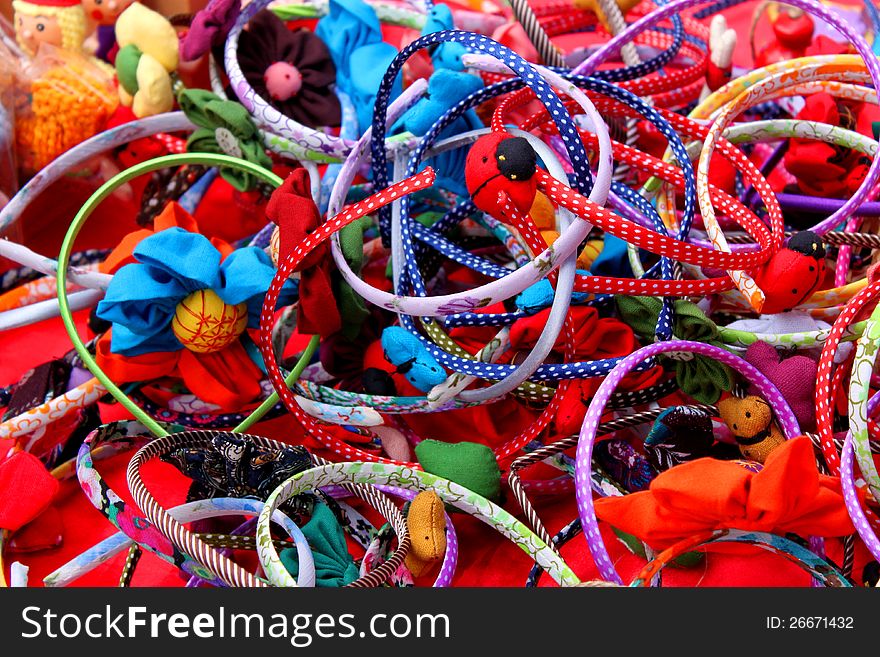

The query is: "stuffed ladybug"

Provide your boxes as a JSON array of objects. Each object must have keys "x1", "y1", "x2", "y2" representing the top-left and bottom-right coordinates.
[
  {"x1": 465, "y1": 133, "x2": 539, "y2": 217},
  {"x1": 753, "y1": 231, "x2": 826, "y2": 314}
]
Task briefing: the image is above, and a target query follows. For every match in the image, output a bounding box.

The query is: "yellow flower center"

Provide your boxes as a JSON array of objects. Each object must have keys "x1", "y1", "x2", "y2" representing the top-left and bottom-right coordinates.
[{"x1": 171, "y1": 289, "x2": 248, "y2": 353}]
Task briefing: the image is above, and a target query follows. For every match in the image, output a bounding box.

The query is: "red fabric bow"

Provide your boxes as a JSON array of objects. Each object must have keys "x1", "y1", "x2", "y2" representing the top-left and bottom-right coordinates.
[
  {"x1": 266, "y1": 169, "x2": 341, "y2": 338},
  {"x1": 509, "y1": 306, "x2": 638, "y2": 360},
  {"x1": 594, "y1": 437, "x2": 859, "y2": 549}
]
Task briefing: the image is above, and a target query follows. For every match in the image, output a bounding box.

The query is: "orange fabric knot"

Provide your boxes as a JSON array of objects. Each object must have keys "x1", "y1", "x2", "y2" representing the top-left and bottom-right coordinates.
[{"x1": 594, "y1": 436, "x2": 859, "y2": 550}]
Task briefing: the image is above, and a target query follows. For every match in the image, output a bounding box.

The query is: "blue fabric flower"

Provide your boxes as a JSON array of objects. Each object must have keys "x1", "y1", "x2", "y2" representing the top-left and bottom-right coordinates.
[
  {"x1": 315, "y1": 0, "x2": 401, "y2": 134},
  {"x1": 96, "y1": 228, "x2": 296, "y2": 357}
]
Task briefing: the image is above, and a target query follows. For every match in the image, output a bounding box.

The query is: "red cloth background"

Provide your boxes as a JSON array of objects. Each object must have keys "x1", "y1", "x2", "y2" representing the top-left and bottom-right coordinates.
[{"x1": 1, "y1": 0, "x2": 871, "y2": 586}]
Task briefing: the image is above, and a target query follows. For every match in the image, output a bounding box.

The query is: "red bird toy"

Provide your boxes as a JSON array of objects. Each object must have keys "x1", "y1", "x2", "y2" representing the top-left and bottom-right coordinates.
[
  {"x1": 753, "y1": 231, "x2": 826, "y2": 314},
  {"x1": 465, "y1": 133, "x2": 539, "y2": 217}
]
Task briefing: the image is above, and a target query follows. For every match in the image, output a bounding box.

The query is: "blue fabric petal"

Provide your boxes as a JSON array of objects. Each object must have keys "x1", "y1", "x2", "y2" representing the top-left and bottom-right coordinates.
[
  {"x1": 96, "y1": 263, "x2": 184, "y2": 335},
  {"x1": 349, "y1": 41, "x2": 401, "y2": 136},
  {"x1": 315, "y1": 0, "x2": 382, "y2": 95},
  {"x1": 214, "y1": 247, "x2": 298, "y2": 327},
  {"x1": 315, "y1": 0, "x2": 400, "y2": 134},
  {"x1": 109, "y1": 322, "x2": 184, "y2": 357},
  {"x1": 132, "y1": 228, "x2": 222, "y2": 293}
]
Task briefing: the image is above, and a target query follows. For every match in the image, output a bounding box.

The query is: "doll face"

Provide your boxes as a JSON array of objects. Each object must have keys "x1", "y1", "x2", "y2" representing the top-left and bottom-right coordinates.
[
  {"x1": 81, "y1": 0, "x2": 134, "y2": 25},
  {"x1": 16, "y1": 13, "x2": 62, "y2": 53}
]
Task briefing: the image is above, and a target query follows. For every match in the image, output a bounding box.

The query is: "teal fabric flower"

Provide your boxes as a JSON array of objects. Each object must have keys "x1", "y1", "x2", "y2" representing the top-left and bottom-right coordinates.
[{"x1": 280, "y1": 503, "x2": 359, "y2": 587}]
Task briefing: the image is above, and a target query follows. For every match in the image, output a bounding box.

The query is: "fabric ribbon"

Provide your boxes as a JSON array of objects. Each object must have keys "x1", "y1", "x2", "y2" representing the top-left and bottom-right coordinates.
[
  {"x1": 616, "y1": 296, "x2": 733, "y2": 404},
  {"x1": 314, "y1": 0, "x2": 400, "y2": 133},
  {"x1": 180, "y1": 0, "x2": 241, "y2": 62}
]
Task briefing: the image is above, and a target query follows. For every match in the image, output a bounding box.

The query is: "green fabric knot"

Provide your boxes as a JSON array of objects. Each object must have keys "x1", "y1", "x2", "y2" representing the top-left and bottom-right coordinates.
[
  {"x1": 615, "y1": 296, "x2": 733, "y2": 404},
  {"x1": 280, "y1": 502, "x2": 359, "y2": 587},
  {"x1": 178, "y1": 88, "x2": 272, "y2": 192},
  {"x1": 335, "y1": 216, "x2": 371, "y2": 339}
]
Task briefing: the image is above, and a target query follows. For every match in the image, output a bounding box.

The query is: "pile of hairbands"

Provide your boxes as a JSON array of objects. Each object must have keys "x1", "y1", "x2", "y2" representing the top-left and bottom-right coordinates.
[{"x1": 2, "y1": 0, "x2": 880, "y2": 588}]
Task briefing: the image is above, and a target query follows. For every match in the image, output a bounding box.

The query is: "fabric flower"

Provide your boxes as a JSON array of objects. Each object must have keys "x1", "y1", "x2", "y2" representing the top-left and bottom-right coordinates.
[
  {"x1": 94, "y1": 227, "x2": 295, "y2": 408},
  {"x1": 595, "y1": 437, "x2": 859, "y2": 549},
  {"x1": 180, "y1": 0, "x2": 241, "y2": 62},
  {"x1": 616, "y1": 295, "x2": 733, "y2": 404},
  {"x1": 315, "y1": 0, "x2": 399, "y2": 133},
  {"x1": 178, "y1": 88, "x2": 273, "y2": 192},
  {"x1": 237, "y1": 9, "x2": 340, "y2": 129},
  {"x1": 266, "y1": 168, "x2": 341, "y2": 337}
]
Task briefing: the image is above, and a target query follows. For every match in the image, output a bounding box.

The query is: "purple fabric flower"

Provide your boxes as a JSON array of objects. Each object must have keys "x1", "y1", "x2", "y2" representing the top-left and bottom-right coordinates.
[{"x1": 180, "y1": 0, "x2": 241, "y2": 62}]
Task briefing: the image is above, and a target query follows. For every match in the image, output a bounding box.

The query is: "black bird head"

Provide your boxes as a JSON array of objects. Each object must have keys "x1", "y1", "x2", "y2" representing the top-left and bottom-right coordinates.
[
  {"x1": 787, "y1": 231, "x2": 825, "y2": 259},
  {"x1": 494, "y1": 137, "x2": 537, "y2": 182}
]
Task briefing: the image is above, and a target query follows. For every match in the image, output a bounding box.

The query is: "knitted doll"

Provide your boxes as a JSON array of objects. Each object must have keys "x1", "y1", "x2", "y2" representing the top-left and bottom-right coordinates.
[{"x1": 13, "y1": 0, "x2": 86, "y2": 57}]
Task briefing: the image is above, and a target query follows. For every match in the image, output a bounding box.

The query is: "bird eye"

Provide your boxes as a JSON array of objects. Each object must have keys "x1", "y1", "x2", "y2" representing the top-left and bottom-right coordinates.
[
  {"x1": 482, "y1": 156, "x2": 488, "y2": 163},
  {"x1": 745, "y1": 411, "x2": 751, "y2": 418},
  {"x1": 791, "y1": 288, "x2": 798, "y2": 294},
  {"x1": 809, "y1": 266, "x2": 815, "y2": 272}
]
